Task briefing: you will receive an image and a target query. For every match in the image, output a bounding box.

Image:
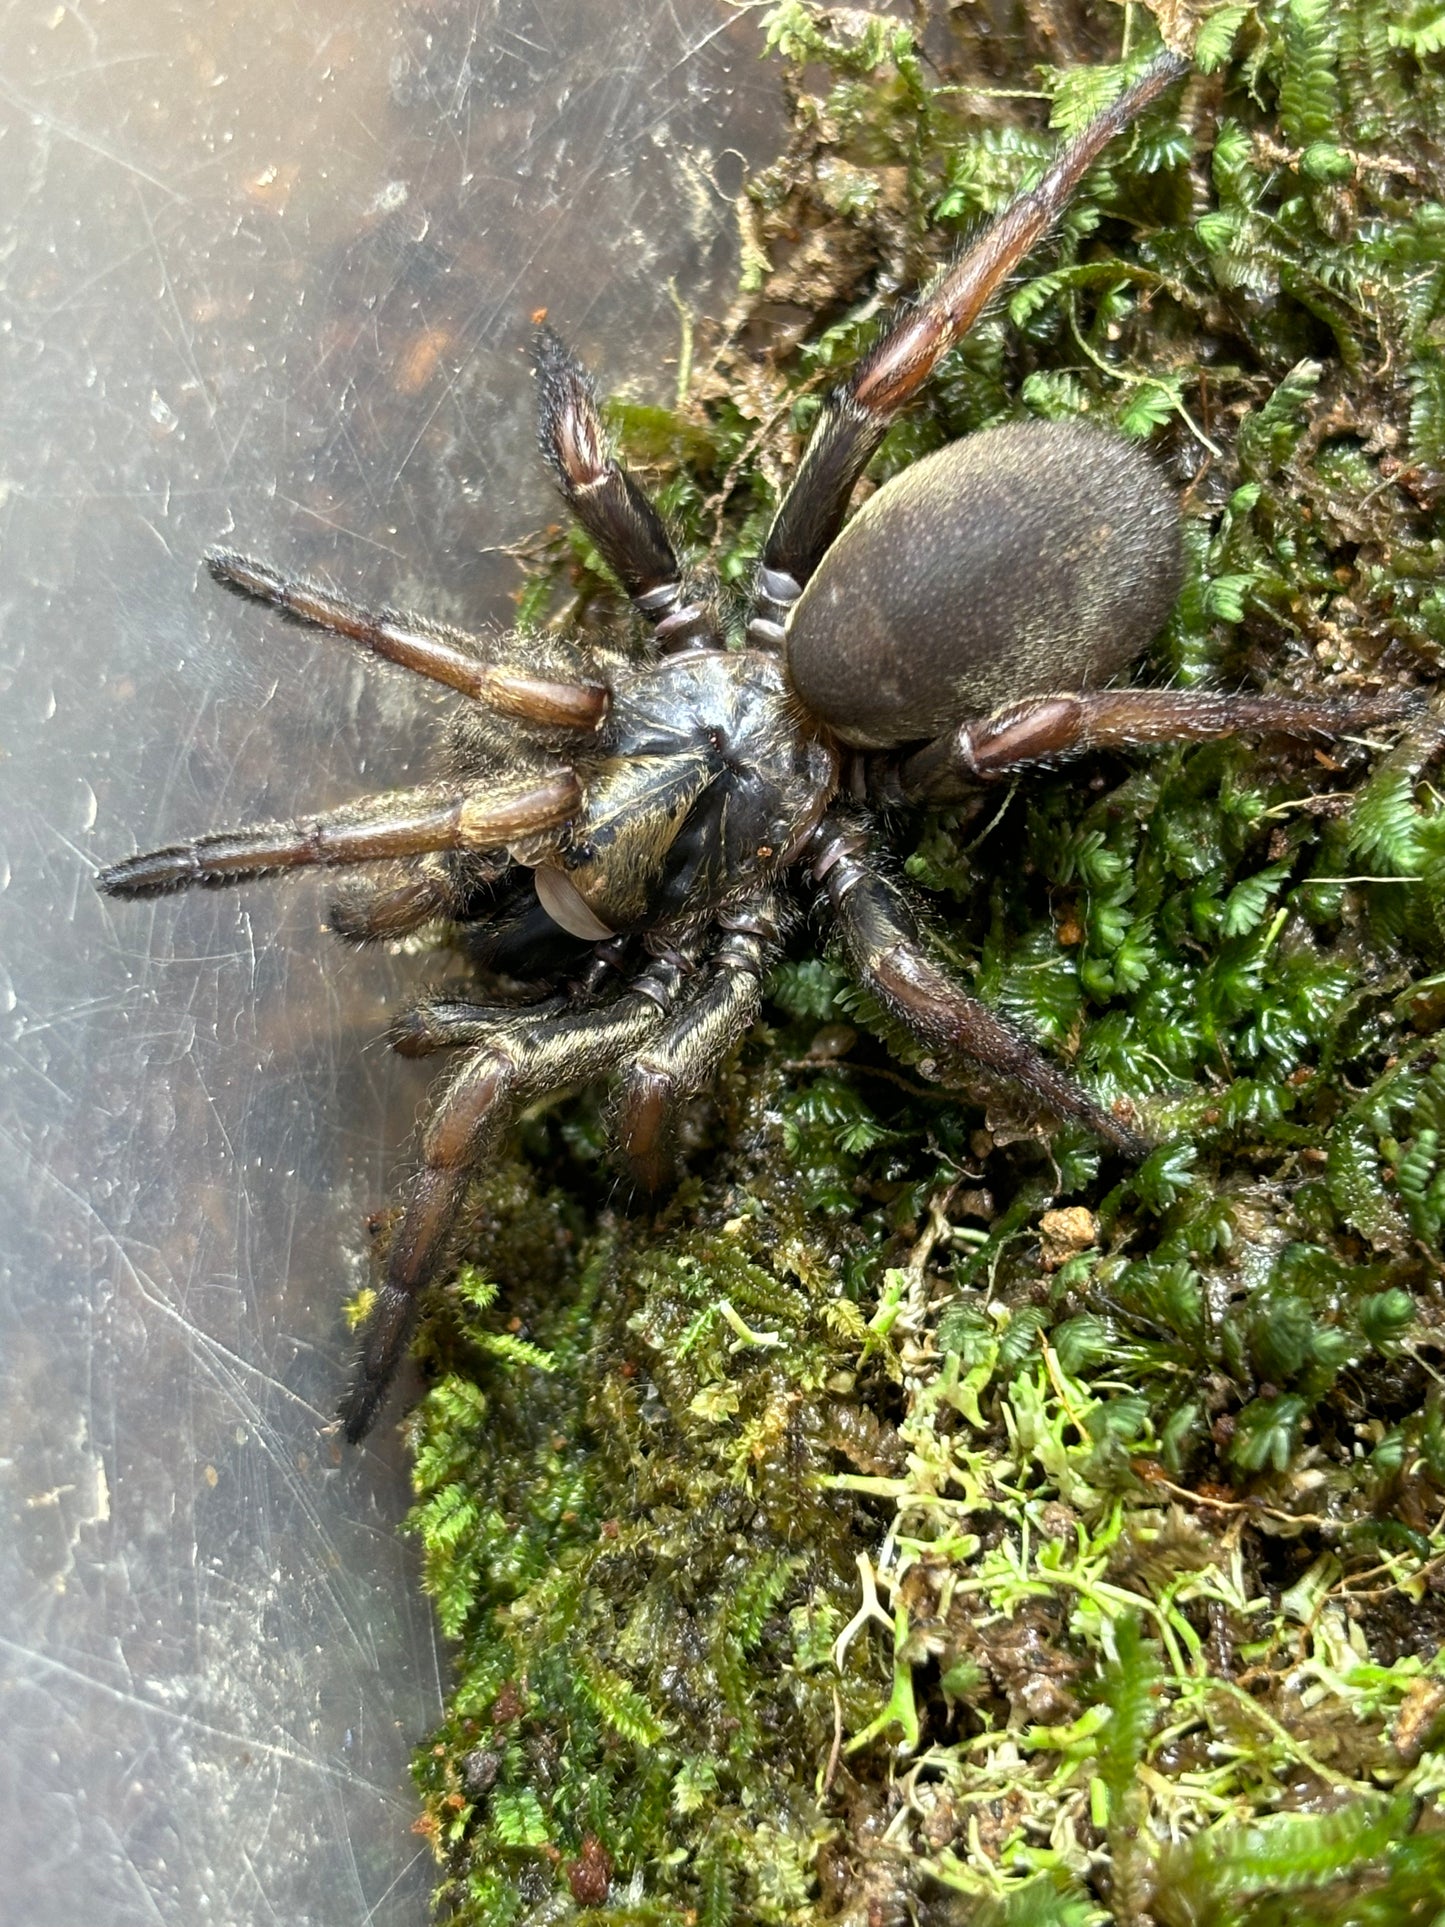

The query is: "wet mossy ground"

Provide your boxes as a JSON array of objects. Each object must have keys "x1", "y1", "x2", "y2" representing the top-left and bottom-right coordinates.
[{"x1": 397, "y1": 4, "x2": 1445, "y2": 1920}]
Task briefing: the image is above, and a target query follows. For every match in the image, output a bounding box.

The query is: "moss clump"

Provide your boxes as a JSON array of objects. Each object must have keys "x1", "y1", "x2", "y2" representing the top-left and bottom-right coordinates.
[{"x1": 401, "y1": 4, "x2": 1445, "y2": 1921}]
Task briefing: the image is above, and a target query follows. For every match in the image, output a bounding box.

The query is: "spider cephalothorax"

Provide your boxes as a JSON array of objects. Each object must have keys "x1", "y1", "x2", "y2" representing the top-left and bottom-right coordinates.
[{"x1": 98, "y1": 51, "x2": 1412, "y2": 1440}]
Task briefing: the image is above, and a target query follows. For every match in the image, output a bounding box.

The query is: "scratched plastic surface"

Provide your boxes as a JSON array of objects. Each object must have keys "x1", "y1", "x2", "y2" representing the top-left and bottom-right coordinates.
[{"x1": 0, "y1": 4, "x2": 783, "y2": 1920}]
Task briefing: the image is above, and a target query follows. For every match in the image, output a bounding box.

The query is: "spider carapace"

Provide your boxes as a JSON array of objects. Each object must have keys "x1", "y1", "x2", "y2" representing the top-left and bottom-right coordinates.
[{"x1": 98, "y1": 52, "x2": 1412, "y2": 1440}]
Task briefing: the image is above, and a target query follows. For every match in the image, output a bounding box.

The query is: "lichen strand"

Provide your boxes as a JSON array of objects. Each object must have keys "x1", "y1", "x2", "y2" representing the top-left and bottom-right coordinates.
[{"x1": 407, "y1": 4, "x2": 1445, "y2": 1922}]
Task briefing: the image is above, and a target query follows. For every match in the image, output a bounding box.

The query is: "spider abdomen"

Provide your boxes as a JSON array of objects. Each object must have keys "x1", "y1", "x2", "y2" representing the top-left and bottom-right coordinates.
[{"x1": 784, "y1": 419, "x2": 1184, "y2": 750}]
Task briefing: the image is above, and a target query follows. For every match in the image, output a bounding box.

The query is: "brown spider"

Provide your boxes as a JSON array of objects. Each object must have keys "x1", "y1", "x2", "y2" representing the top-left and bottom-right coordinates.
[{"x1": 97, "y1": 52, "x2": 1411, "y2": 1440}]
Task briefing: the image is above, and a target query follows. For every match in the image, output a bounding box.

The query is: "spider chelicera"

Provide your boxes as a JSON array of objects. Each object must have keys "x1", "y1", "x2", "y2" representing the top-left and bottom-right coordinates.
[{"x1": 98, "y1": 51, "x2": 1412, "y2": 1440}]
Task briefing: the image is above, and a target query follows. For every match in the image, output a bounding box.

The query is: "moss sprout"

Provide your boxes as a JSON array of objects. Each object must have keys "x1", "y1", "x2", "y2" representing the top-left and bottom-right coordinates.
[{"x1": 397, "y1": 4, "x2": 1445, "y2": 1920}]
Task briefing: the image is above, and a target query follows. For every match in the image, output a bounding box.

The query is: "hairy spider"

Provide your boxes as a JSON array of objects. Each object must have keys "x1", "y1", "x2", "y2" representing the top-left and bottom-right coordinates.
[{"x1": 98, "y1": 51, "x2": 1412, "y2": 1442}]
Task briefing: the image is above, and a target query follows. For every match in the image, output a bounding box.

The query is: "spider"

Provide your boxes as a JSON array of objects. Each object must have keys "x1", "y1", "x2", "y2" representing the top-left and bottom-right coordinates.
[{"x1": 98, "y1": 51, "x2": 1412, "y2": 1442}]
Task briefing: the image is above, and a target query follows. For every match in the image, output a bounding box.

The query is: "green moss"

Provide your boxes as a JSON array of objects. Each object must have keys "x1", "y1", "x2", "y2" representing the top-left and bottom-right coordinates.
[{"x1": 402, "y1": 4, "x2": 1445, "y2": 1921}]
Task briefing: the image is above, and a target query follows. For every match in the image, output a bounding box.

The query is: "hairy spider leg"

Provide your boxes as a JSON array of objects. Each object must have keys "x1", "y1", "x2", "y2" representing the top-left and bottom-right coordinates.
[
  {"x1": 615, "y1": 910, "x2": 781, "y2": 1192},
  {"x1": 533, "y1": 326, "x2": 713, "y2": 651},
  {"x1": 207, "y1": 549, "x2": 610, "y2": 730},
  {"x1": 897, "y1": 686, "x2": 1423, "y2": 801},
  {"x1": 747, "y1": 49, "x2": 1190, "y2": 644},
  {"x1": 809, "y1": 816, "x2": 1146, "y2": 1156},
  {"x1": 340, "y1": 953, "x2": 690, "y2": 1441},
  {"x1": 388, "y1": 991, "x2": 570, "y2": 1056},
  {"x1": 96, "y1": 771, "x2": 579, "y2": 898},
  {"x1": 327, "y1": 855, "x2": 510, "y2": 945}
]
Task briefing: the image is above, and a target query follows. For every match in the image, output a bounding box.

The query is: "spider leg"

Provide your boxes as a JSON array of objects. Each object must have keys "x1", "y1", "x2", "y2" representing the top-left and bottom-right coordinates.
[
  {"x1": 327, "y1": 855, "x2": 507, "y2": 944},
  {"x1": 896, "y1": 686, "x2": 1421, "y2": 801},
  {"x1": 615, "y1": 910, "x2": 780, "y2": 1191},
  {"x1": 207, "y1": 549, "x2": 610, "y2": 731},
  {"x1": 808, "y1": 815, "x2": 1146, "y2": 1156},
  {"x1": 96, "y1": 770, "x2": 578, "y2": 898},
  {"x1": 533, "y1": 326, "x2": 711, "y2": 650},
  {"x1": 389, "y1": 931, "x2": 633, "y2": 1053},
  {"x1": 340, "y1": 953, "x2": 687, "y2": 1441},
  {"x1": 749, "y1": 51, "x2": 1188, "y2": 642},
  {"x1": 389, "y1": 990, "x2": 568, "y2": 1057}
]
